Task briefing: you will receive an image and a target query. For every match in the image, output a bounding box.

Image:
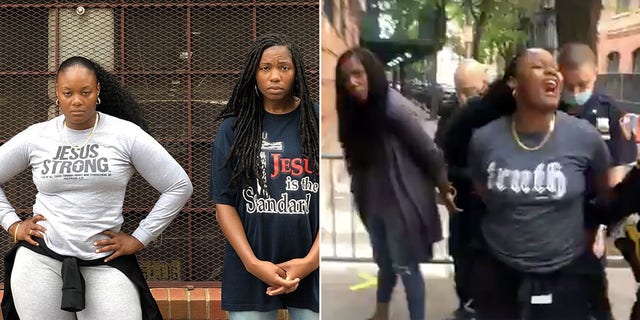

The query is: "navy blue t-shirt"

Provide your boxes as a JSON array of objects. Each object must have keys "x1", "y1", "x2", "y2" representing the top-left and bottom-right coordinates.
[{"x1": 209, "y1": 105, "x2": 319, "y2": 312}]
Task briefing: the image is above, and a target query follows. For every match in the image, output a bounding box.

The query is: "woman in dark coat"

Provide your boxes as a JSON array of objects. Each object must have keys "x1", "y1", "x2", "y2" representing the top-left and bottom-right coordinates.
[{"x1": 335, "y1": 47, "x2": 459, "y2": 320}]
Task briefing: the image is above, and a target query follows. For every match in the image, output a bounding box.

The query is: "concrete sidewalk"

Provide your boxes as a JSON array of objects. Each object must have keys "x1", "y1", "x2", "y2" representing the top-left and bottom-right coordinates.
[{"x1": 321, "y1": 261, "x2": 638, "y2": 320}]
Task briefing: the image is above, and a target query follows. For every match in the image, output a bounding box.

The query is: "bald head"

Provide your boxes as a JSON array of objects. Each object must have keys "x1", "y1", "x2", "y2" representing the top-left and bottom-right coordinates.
[
  {"x1": 454, "y1": 59, "x2": 489, "y2": 104},
  {"x1": 558, "y1": 42, "x2": 598, "y2": 98},
  {"x1": 558, "y1": 42, "x2": 596, "y2": 70}
]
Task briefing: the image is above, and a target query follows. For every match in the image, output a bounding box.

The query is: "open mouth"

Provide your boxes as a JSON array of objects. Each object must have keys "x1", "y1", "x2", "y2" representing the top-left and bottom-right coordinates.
[{"x1": 544, "y1": 79, "x2": 558, "y2": 94}]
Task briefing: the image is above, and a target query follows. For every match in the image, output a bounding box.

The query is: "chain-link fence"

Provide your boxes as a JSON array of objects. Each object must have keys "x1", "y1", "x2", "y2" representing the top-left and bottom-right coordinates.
[
  {"x1": 320, "y1": 155, "x2": 452, "y2": 263},
  {"x1": 0, "y1": 1, "x2": 319, "y2": 286}
]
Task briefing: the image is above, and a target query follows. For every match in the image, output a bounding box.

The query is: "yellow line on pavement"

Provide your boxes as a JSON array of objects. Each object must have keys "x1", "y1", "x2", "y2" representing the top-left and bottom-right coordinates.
[{"x1": 349, "y1": 272, "x2": 377, "y2": 291}]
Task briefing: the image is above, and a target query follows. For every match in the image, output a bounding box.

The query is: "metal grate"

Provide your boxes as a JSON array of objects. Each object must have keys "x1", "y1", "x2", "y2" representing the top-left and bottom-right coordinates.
[
  {"x1": 596, "y1": 74, "x2": 640, "y2": 114},
  {"x1": 0, "y1": 1, "x2": 319, "y2": 285},
  {"x1": 320, "y1": 154, "x2": 453, "y2": 264}
]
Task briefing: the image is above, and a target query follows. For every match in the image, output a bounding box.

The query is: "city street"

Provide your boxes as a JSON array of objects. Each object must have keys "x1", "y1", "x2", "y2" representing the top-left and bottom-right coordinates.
[
  {"x1": 321, "y1": 261, "x2": 637, "y2": 320},
  {"x1": 320, "y1": 110, "x2": 638, "y2": 319}
]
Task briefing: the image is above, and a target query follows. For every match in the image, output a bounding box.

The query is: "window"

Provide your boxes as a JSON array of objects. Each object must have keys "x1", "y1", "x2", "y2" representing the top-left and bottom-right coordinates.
[
  {"x1": 617, "y1": 0, "x2": 630, "y2": 13},
  {"x1": 607, "y1": 51, "x2": 621, "y2": 73},
  {"x1": 338, "y1": 0, "x2": 344, "y2": 37},
  {"x1": 324, "y1": 0, "x2": 334, "y2": 25},
  {"x1": 634, "y1": 49, "x2": 640, "y2": 73},
  {"x1": 342, "y1": 1, "x2": 349, "y2": 38}
]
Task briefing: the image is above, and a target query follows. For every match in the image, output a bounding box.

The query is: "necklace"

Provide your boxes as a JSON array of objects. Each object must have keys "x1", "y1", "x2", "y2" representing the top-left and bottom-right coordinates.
[
  {"x1": 511, "y1": 112, "x2": 555, "y2": 151},
  {"x1": 63, "y1": 113, "x2": 100, "y2": 150}
]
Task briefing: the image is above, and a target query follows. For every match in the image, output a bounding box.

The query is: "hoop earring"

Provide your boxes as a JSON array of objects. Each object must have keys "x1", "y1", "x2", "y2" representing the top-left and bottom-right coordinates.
[
  {"x1": 512, "y1": 89, "x2": 517, "y2": 98},
  {"x1": 55, "y1": 99, "x2": 59, "y2": 106},
  {"x1": 96, "y1": 97, "x2": 101, "y2": 105},
  {"x1": 254, "y1": 85, "x2": 261, "y2": 97}
]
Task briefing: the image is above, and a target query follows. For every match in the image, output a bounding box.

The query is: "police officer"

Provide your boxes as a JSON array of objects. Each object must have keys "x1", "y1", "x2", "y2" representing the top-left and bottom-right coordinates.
[
  {"x1": 558, "y1": 42, "x2": 638, "y2": 320},
  {"x1": 435, "y1": 59, "x2": 489, "y2": 146},
  {"x1": 436, "y1": 59, "x2": 488, "y2": 320}
]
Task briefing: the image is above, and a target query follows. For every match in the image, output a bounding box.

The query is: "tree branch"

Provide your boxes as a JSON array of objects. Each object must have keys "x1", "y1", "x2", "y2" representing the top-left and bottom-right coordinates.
[{"x1": 464, "y1": 0, "x2": 480, "y2": 22}]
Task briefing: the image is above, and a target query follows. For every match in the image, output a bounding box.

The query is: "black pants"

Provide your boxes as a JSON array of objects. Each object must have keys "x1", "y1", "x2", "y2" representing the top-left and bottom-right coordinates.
[
  {"x1": 470, "y1": 250, "x2": 597, "y2": 320},
  {"x1": 631, "y1": 288, "x2": 640, "y2": 320},
  {"x1": 588, "y1": 256, "x2": 612, "y2": 319},
  {"x1": 449, "y1": 212, "x2": 474, "y2": 308},
  {"x1": 452, "y1": 251, "x2": 473, "y2": 308}
]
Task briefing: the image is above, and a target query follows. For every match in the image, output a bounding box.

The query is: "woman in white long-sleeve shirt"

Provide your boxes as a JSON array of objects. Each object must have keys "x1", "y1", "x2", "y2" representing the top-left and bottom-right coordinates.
[{"x1": 0, "y1": 56, "x2": 193, "y2": 320}]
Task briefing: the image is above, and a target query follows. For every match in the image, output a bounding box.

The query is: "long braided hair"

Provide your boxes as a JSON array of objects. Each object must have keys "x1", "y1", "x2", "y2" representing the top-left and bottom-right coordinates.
[
  {"x1": 57, "y1": 56, "x2": 148, "y2": 131},
  {"x1": 217, "y1": 34, "x2": 319, "y2": 189}
]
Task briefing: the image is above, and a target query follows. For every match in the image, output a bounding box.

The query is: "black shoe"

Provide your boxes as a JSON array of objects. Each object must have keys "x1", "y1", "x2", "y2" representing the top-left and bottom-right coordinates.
[
  {"x1": 450, "y1": 303, "x2": 475, "y2": 320},
  {"x1": 589, "y1": 312, "x2": 615, "y2": 320}
]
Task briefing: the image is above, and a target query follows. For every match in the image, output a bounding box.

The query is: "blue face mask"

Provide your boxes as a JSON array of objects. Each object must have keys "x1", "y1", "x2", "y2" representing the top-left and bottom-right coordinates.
[{"x1": 562, "y1": 90, "x2": 593, "y2": 106}]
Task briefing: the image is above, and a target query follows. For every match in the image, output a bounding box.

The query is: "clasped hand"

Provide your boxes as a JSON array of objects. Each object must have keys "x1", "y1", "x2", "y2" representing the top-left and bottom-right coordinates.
[{"x1": 246, "y1": 258, "x2": 316, "y2": 296}]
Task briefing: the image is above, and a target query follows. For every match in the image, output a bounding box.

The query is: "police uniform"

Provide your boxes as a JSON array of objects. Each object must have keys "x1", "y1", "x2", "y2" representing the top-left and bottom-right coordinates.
[
  {"x1": 559, "y1": 93, "x2": 637, "y2": 167},
  {"x1": 560, "y1": 92, "x2": 637, "y2": 320},
  {"x1": 436, "y1": 96, "x2": 486, "y2": 318}
]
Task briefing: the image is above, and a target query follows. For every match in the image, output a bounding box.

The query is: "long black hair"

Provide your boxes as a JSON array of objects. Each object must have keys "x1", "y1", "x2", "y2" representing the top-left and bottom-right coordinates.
[
  {"x1": 335, "y1": 48, "x2": 390, "y2": 172},
  {"x1": 57, "y1": 56, "x2": 148, "y2": 131},
  {"x1": 217, "y1": 34, "x2": 319, "y2": 188}
]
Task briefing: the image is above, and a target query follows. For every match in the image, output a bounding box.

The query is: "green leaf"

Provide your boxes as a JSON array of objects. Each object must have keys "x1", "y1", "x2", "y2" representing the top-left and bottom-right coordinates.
[{"x1": 446, "y1": 0, "x2": 537, "y2": 61}]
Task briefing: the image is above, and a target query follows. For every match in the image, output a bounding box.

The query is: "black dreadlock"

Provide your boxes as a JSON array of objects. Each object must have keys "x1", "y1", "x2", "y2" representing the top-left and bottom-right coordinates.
[
  {"x1": 335, "y1": 47, "x2": 390, "y2": 173},
  {"x1": 478, "y1": 49, "x2": 528, "y2": 118},
  {"x1": 217, "y1": 34, "x2": 319, "y2": 189},
  {"x1": 57, "y1": 56, "x2": 148, "y2": 131}
]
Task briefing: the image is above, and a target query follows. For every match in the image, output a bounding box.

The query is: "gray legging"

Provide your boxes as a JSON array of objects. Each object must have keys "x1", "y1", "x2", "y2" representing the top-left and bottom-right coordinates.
[{"x1": 11, "y1": 247, "x2": 142, "y2": 320}]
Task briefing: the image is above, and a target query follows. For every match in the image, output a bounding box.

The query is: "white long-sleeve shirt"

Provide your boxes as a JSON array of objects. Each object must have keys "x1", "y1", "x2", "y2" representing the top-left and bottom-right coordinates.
[{"x1": 0, "y1": 112, "x2": 193, "y2": 259}]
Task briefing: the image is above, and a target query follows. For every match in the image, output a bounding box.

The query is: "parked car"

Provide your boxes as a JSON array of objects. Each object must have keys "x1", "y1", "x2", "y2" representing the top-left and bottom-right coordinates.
[{"x1": 402, "y1": 80, "x2": 458, "y2": 117}]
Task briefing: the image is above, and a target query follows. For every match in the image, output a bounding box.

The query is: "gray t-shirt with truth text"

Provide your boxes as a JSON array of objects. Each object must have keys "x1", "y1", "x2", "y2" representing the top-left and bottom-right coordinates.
[{"x1": 469, "y1": 111, "x2": 610, "y2": 273}]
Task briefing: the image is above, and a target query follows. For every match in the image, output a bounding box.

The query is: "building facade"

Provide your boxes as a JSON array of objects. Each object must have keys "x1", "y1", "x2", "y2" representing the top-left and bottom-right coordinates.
[
  {"x1": 598, "y1": 0, "x2": 640, "y2": 73},
  {"x1": 321, "y1": 0, "x2": 363, "y2": 155}
]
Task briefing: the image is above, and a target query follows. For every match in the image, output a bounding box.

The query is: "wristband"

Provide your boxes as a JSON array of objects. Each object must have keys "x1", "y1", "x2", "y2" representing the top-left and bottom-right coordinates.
[{"x1": 12, "y1": 222, "x2": 22, "y2": 244}]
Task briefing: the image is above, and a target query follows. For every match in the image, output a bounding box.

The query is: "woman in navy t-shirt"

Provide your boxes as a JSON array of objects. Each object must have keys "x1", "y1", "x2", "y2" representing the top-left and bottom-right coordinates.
[{"x1": 209, "y1": 34, "x2": 319, "y2": 320}]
